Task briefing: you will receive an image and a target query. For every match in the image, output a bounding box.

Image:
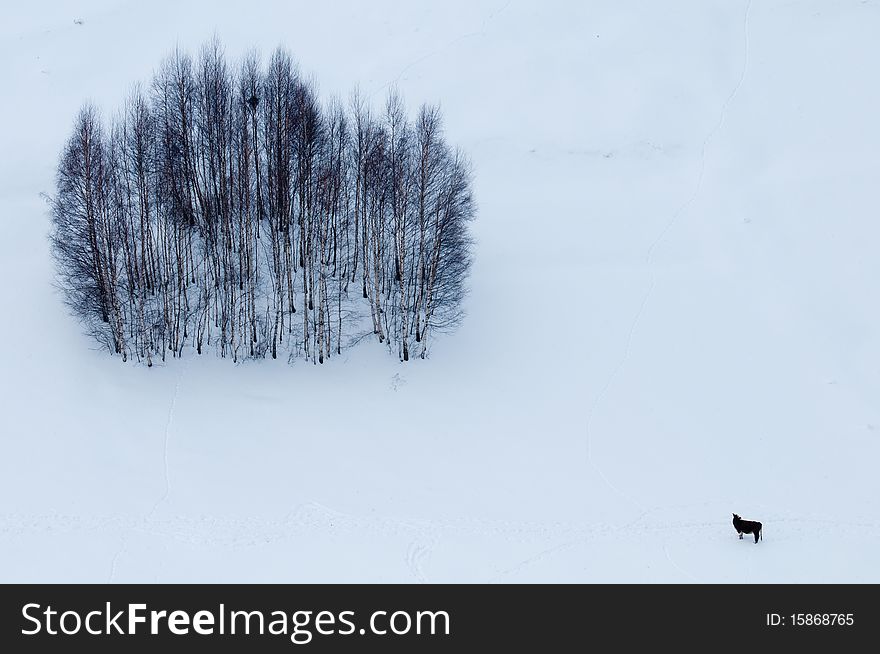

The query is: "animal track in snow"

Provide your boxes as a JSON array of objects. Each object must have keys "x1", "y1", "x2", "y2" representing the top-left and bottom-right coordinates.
[
  {"x1": 585, "y1": 0, "x2": 753, "y2": 515},
  {"x1": 370, "y1": 0, "x2": 513, "y2": 99},
  {"x1": 390, "y1": 372, "x2": 406, "y2": 391},
  {"x1": 147, "y1": 359, "x2": 190, "y2": 519}
]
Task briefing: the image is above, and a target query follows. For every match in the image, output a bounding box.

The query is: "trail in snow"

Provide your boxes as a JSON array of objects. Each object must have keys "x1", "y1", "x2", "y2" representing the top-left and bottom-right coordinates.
[
  {"x1": 110, "y1": 359, "x2": 188, "y2": 582},
  {"x1": 369, "y1": 0, "x2": 513, "y2": 100},
  {"x1": 405, "y1": 541, "x2": 431, "y2": 583},
  {"x1": 584, "y1": 0, "x2": 753, "y2": 515},
  {"x1": 107, "y1": 534, "x2": 126, "y2": 582},
  {"x1": 644, "y1": 0, "x2": 753, "y2": 262},
  {"x1": 287, "y1": 501, "x2": 439, "y2": 583},
  {"x1": 664, "y1": 540, "x2": 700, "y2": 582},
  {"x1": 147, "y1": 358, "x2": 189, "y2": 519},
  {"x1": 487, "y1": 508, "x2": 654, "y2": 583},
  {"x1": 9, "y1": 510, "x2": 873, "y2": 549},
  {"x1": 5, "y1": 506, "x2": 879, "y2": 581}
]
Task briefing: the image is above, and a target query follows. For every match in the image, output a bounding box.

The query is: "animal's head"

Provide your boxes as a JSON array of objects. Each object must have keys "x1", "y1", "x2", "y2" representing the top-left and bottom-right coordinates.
[{"x1": 732, "y1": 513, "x2": 740, "y2": 520}]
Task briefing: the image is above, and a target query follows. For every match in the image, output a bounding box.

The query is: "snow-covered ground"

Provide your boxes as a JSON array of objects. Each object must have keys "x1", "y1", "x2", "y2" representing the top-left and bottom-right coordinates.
[{"x1": 1, "y1": 0, "x2": 879, "y2": 582}]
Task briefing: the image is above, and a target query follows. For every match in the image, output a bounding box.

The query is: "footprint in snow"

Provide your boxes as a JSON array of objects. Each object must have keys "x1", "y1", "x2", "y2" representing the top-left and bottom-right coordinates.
[{"x1": 390, "y1": 373, "x2": 406, "y2": 392}]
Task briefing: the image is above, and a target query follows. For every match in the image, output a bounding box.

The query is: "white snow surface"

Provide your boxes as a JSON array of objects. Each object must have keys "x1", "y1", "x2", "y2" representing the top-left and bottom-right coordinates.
[{"x1": 1, "y1": 0, "x2": 879, "y2": 583}]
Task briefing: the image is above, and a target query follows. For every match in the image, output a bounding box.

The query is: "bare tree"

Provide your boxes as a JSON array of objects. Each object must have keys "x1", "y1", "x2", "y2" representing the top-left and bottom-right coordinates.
[{"x1": 52, "y1": 41, "x2": 474, "y2": 366}]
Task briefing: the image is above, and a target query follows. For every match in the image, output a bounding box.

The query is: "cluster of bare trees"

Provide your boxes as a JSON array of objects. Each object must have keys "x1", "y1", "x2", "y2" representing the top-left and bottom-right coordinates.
[{"x1": 51, "y1": 40, "x2": 474, "y2": 365}]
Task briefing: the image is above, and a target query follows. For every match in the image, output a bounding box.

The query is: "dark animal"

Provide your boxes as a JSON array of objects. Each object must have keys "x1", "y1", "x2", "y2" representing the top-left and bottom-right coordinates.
[{"x1": 732, "y1": 513, "x2": 762, "y2": 543}]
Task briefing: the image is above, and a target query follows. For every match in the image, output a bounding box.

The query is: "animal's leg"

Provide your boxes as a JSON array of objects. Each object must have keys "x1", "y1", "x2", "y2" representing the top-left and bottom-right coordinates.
[
  {"x1": 738, "y1": 533, "x2": 743, "y2": 539},
  {"x1": 754, "y1": 532, "x2": 759, "y2": 544}
]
